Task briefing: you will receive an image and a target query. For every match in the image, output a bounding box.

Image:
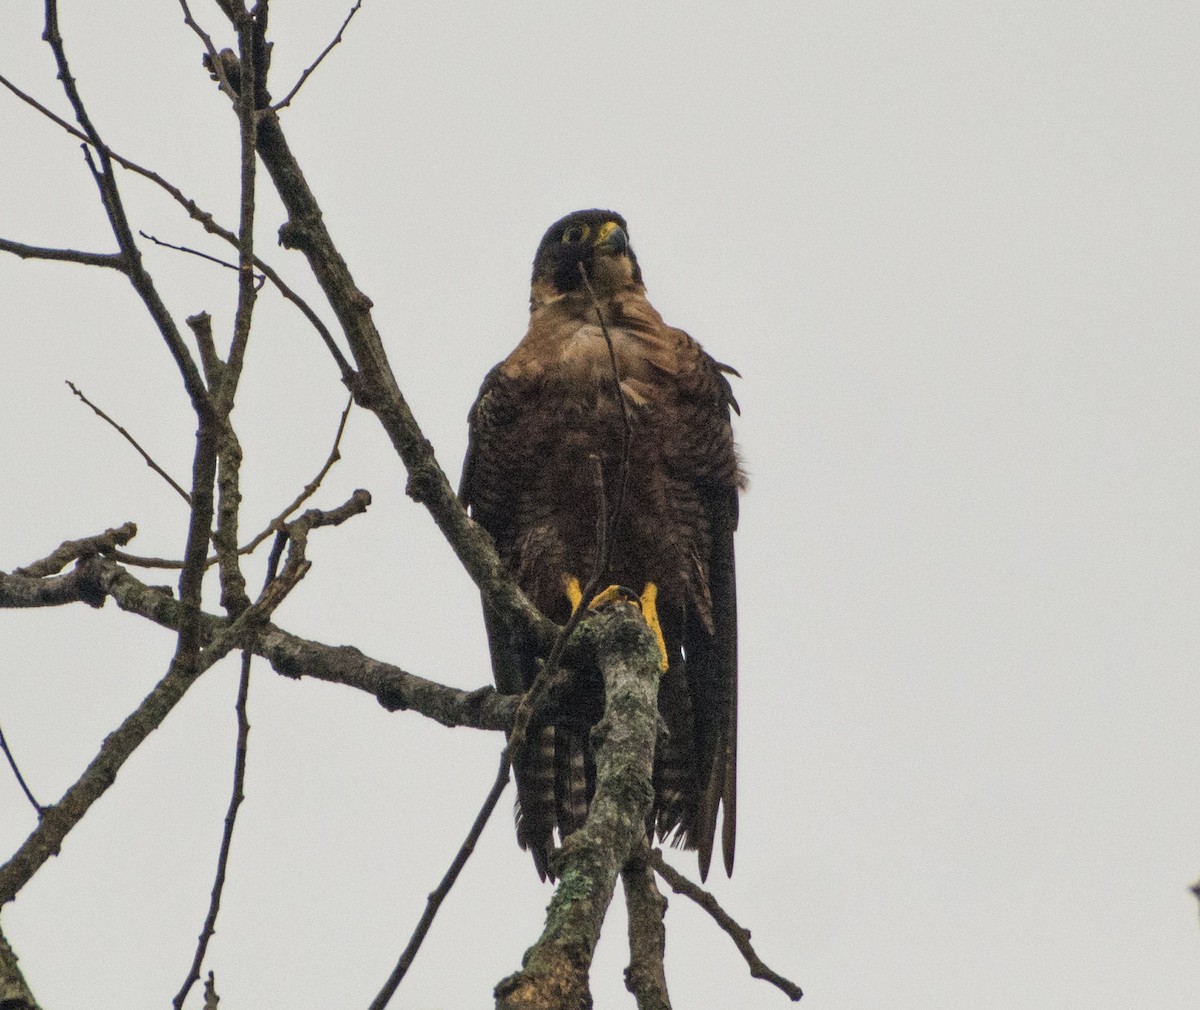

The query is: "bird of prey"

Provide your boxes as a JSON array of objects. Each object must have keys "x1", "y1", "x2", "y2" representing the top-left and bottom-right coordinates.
[{"x1": 460, "y1": 209, "x2": 741, "y2": 880}]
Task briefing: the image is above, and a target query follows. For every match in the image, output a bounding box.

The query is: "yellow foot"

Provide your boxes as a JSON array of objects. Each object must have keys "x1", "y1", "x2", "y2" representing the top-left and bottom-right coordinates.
[
  {"x1": 576, "y1": 581, "x2": 669, "y2": 673},
  {"x1": 637, "y1": 583, "x2": 670, "y2": 673},
  {"x1": 565, "y1": 576, "x2": 584, "y2": 615}
]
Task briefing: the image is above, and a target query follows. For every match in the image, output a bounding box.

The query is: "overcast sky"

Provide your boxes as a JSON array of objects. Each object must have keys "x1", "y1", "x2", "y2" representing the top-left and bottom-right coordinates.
[{"x1": 2, "y1": 2, "x2": 1198, "y2": 1007}]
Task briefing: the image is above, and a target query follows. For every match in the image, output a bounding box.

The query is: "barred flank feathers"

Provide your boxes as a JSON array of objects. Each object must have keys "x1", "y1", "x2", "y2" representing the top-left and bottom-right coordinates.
[
  {"x1": 555, "y1": 727, "x2": 590, "y2": 839},
  {"x1": 514, "y1": 725, "x2": 558, "y2": 880}
]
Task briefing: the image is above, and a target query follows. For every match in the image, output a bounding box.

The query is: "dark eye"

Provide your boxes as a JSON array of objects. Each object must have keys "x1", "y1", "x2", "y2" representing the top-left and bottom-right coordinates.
[{"x1": 561, "y1": 224, "x2": 589, "y2": 243}]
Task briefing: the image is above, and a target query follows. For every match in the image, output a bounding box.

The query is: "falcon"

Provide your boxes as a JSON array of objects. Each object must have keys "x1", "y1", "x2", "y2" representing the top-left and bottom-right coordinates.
[{"x1": 460, "y1": 209, "x2": 742, "y2": 880}]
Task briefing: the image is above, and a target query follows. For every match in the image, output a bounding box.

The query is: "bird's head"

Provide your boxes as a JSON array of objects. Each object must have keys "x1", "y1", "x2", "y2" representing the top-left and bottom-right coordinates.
[{"x1": 530, "y1": 209, "x2": 644, "y2": 309}]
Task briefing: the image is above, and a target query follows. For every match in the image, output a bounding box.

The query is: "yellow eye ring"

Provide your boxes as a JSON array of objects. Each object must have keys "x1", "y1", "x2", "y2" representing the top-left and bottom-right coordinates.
[{"x1": 561, "y1": 223, "x2": 589, "y2": 243}]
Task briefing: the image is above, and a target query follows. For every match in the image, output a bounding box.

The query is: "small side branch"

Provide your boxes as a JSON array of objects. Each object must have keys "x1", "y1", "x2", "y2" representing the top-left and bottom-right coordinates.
[
  {"x1": 649, "y1": 849, "x2": 803, "y2": 1002},
  {"x1": 173, "y1": 654, "x2": 253, "y2": 1010},
  {"x1": 237, "y1": 394, "x2": 353, "y2": 558},
  {"x1": 0, "y1": 237, "x2": 124, "y2": 270},
  {"x1": 369, "y1": 749, "x2": 511, "y2": 1010},
  {"x1": 271, "y1": 0, "x2": 364, "y2": 111},
  {"x1": 14, "y1": 522, "x2": 137, "y2": 578},
  {"x1": 140, "y1": 230, "x2": 265, "y2": 289},
  {"x1": 66, "y1": 381, "x2": 192, "y2": 505}
]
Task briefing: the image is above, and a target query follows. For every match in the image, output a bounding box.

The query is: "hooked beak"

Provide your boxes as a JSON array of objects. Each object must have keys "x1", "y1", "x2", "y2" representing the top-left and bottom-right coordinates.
[{"x1": 595, "y1": 221, "x2": 629, "y2": 256}]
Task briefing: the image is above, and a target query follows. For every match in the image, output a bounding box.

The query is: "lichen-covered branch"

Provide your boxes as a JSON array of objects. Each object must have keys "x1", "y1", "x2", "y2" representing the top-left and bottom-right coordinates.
[
  {"x1": 494, "y1": 604, "x2": 662, "y2": 1010},
  {"x1": 0, "y1": 923, "x2": 41, "y2": 1010}
]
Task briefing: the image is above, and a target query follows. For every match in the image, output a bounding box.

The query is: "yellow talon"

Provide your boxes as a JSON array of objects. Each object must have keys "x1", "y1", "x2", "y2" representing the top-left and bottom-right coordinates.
[
  {"x1": 565, "y1": 576, "x2": 584, "y2": 614},
  {"x1": 639, "y1": 582, "x2": 670, "y2": 672}
]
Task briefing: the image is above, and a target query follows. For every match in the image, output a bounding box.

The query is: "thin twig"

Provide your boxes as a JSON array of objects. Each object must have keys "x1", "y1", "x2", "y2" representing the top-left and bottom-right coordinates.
[
  {"x1": 173, "y1": 653, "x2": 252, "y2": 1010},
  {"x1": 271, "y1": 0, "x2": 364, "y2": 111},
  {"x1": 368, "y1": 749, "x2": 511, "y2": 1010},
  {"x1": 237, "y1": 394, "x2": 354, "y2": 557},
  {"x1": 66, "y1": 382, "x2": 192, "y2": 505},
  {"x1": 140, "y1": 231, "x2": 265, "y2": 289},
  {"x1": 175, "y1": 0, "x2": 234, "y2": 100},
  {"x1": 0, "y1": 723, "x2": 43, "y2": 815},
  {"x1": 649, "y1": 849, "x2": 803, "y2": 1001}
]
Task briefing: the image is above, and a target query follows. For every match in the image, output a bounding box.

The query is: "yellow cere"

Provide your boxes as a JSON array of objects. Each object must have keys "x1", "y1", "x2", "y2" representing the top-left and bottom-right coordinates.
[{"x1": 595, "y1": 220, "x2": 621, "y2": 245}]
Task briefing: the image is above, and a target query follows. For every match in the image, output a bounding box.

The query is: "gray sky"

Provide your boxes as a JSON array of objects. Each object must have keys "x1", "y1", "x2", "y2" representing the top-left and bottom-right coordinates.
[{"x1": 2, "y1": 2, "x2": 1198, "y2": 1007}]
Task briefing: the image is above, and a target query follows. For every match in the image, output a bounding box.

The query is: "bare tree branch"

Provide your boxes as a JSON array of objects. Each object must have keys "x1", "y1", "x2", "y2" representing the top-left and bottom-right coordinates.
[
  {"x1": 104, "y1": 394, "x2": 355, "y2": 571},
  {"x1": 2, "y1": 59, "x2": 352, "y2": 385},
  {"x1": 0, "y1": 561, "x2": 109, "y2": 609},
  {"x1": 649, "y1": 849, "x2": 803, "y2": 1002},
  {"x1": 0, "y1": 72, "x2": 266, "y2": 295},
  {"x1": 370, "y1": 748, "x2": 511, "y2": 1010},
  {"x1": 0, "y1": 486, "x2": 370, "y2": 909},
  {"x1": 238, "y1": 393, "x2": 354, "y2": 556}
]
